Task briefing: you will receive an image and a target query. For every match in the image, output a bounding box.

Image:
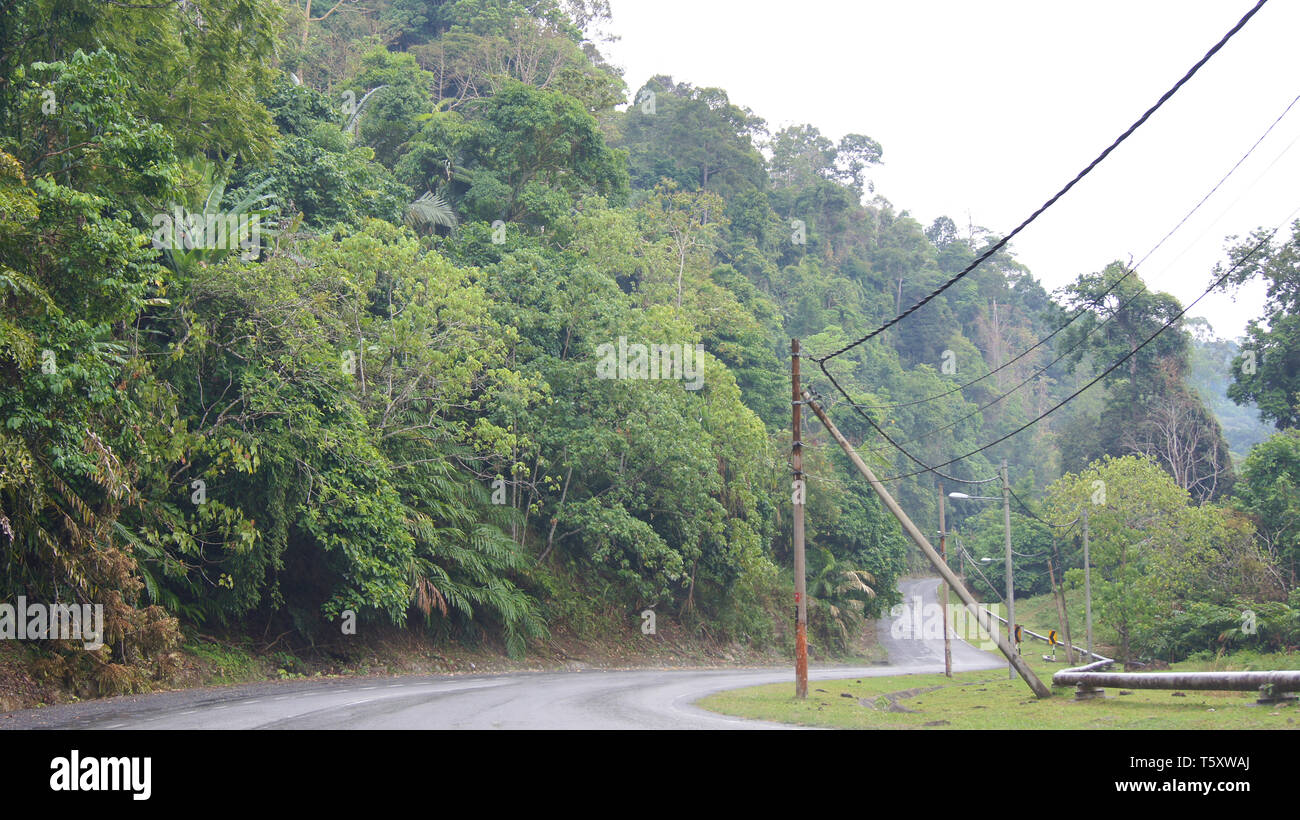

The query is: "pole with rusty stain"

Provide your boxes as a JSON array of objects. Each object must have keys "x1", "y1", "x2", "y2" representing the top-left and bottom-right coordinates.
[
  {"x1": 802, "y1": 391, "x2": 1051, "y2": 698},
  {"x1": 792, "y1": 339, "x2": 808, "y2": 699}
]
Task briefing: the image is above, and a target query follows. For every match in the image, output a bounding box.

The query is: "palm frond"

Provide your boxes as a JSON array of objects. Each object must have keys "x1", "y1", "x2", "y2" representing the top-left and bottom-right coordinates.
[{"x1": 406, "y1": 191, "x2": 458, "y2": 232}]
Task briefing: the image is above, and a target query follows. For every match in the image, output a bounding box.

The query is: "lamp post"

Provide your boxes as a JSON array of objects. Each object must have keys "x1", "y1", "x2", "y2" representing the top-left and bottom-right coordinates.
[
  {"x1": 937, "y1": 483, "x2": 951, "y2": 678},
  {"x1": 1001, "y1": 459, "x2": 1014, "y2": 681},
  {"x1": 949, "y1": 476, "x2": 1017, "y2": 680}
]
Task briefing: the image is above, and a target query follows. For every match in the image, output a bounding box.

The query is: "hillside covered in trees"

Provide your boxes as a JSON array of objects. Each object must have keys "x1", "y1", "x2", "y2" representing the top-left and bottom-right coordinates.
[{"x1": 2, "y1": 0, "x2": 1298, "y2": 696}]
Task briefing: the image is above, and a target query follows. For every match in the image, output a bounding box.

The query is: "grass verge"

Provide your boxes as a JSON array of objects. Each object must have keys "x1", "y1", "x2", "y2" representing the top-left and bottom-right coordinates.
[{"x1": 698, "y1": 651, "x2": 1300, "y2": 729}]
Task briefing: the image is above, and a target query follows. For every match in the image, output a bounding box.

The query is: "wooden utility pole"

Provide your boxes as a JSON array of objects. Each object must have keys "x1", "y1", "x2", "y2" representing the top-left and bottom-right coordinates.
[
  {"x1": 1083, "y1": 507, "x2": 1093, "y2": 662},
  {"x1": 791, "y1": 339, "x2": 808, "y2": 699},
  {"x1": 938, "y1": 482, "x2": 952, "y2": 678},
  {"x1": 1000, "y1": 459, "x2": 1015, "y2": 680},
  {"x1": 1055, "y1": 539, "x2": 1076, "y2": 664},
  {"x1": 802, "y1": 392, "x2": 1050, "y2": 698},
  {"x1": 1046, "y1": 549, "x2": 1074, "y2": 665}
]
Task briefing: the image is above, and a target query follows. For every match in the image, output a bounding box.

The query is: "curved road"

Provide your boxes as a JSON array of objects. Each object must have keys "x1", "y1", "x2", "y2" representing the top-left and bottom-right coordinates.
[{"x1": 2, "y1": 578, "x2": 1001, "y2": 729}]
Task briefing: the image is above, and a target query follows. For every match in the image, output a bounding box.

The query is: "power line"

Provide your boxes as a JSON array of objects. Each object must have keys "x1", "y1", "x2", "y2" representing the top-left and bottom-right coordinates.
[
  {"x1": 809, "y1": 0, "x2": 1274, "y2": 486},
  {"x1": 811, "y1": 367, "x2": 1000, "y2": 485},
  {"x1": 816, "y1": 256, "x2": 1152, "y2": 483},
  {"x1": 849, "y1": 90, "x2": 1300, "y2": 464},
  {"x1": 870, "y1": 207, "x2": 1296, "y2": 483},
  {"x1": 1008, "y1": 486, "x2": 1079, "y2": 532},
  {"x1": 813, "y1": 0, "x2": 1269, "y2": 365},
  {"x1": 868, "y1": 261, "x2": 1200, "y2": 456},
  {"x1": 958, "y1": 543, "x2": 1006, "y2": 603},
  {"x1": 846, "y1": 88, "x2": 1300, "y2": 414},
  {"x1": 856, "y1": 264, "x2": 1161, "y2": 461},
  {"x1": 1150, "y1": 117, "x2": 1300, "y2": 279}
]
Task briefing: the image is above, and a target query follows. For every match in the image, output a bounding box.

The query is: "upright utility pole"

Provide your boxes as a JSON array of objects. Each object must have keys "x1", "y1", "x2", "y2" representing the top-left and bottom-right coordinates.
[
  {"x1": 1001, "y1": 459, "x2": 1015, "y2": 680},
  {"x1": 1046, "y1": 546, "x2": 1074, "y2": 665},
  {"x1": 1083, "y1": 506, "x2": 1093, "y2": 661},
  {"x1": 802, "y1": 392, "x2": 1050, "y2": 698},
  {"x1": 791, "y1": 339, "x2": 808, "y2": 699},
  {"x1": 938, "y1": 482, "x2": 952, "y2": 678}
]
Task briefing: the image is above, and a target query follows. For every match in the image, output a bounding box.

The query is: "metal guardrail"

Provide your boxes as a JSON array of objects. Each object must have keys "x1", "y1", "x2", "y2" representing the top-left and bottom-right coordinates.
[
  {"x1": 959, "y1": 603, "x2": 1298, "y2": 704},
  {"x1": 973, "y1": 605, "x2": 1111, "y2": 663}
]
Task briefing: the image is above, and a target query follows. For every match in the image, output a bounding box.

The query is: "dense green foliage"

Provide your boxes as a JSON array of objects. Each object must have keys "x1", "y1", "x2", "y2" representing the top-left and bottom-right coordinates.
[{"x1": 1043, "y1": 456, "x2": 1274, "y2": 663}]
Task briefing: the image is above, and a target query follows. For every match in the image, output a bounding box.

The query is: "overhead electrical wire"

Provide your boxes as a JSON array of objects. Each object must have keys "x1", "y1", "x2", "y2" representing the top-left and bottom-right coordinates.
[
  {"x1": 812, "y1": 0, "x2": 1269, "y2": 366},
  {"x1": 805, "y1": 3, "x2": 1282, "y2": 487},
  {"x1": 868, "y1": 207, "x2": 1298, "y2": 483},
  {"x1": 851, "y1": 92, "x2": 1300, "y2": 465},
  {"x1": 1008, "y1": 486, "x2": 1079, "y2": 532},
  {"x1": 812, "y1": 213, "x2": 1284, "y2": 485},
  {"x1": 957, "y1": 544, "x2": 1006, "y2": 603},
  {"x1": 847, "y1": 88, "x2": 1300, "y2": 414},
  {"x1": 808, "y1": 379, "x2": 1000, "y2": 485},
  {"x1": 1152, "y1": 123, "x2": 1300, "y2": 277}
]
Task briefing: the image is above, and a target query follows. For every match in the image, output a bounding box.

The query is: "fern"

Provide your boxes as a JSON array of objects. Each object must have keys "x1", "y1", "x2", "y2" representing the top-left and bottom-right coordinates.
[{"x1": 396, "y1": 455, "x2": 547, "y2": 657}]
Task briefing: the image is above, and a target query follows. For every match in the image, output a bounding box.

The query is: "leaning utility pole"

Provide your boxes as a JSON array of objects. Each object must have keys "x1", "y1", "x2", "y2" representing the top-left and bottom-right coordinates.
[
  {"x1": 938, "y1": 482, "x2": 952, "y2": 678},
  {"x1": 1001, "y1": 459, "x2": 1015, "y2": 680},
  {"x1": 802, "y1": 392, "x2": 1050, "y2": 698},
  {"x1": 791, "y1": 339, "x2": 808, "y2": 699}
]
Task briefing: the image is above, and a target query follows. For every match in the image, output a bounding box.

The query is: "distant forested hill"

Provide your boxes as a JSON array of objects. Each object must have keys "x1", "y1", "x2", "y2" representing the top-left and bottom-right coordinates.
[{"x1": 1187, "y1": 332, "x2": 1273, "y2": 461}]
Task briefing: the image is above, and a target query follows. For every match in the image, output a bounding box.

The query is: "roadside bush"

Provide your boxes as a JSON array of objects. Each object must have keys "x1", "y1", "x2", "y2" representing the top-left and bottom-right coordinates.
[{"x1": 1138, "y1": 597, "x2": 1300, "y2": 661}]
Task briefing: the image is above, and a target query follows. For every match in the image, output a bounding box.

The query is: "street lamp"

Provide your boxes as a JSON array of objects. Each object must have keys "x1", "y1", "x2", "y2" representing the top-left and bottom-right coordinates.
[{"x1": 947, "y1": 459, "x2": 1017, "y2": 679}]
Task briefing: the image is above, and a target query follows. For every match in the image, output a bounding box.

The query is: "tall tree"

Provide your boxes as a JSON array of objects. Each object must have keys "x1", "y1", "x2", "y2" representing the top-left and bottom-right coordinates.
[
  {"x1": 618, "y1": 76, "x2": 767, "y2": 199},
  {"x1": 1218, "y1": 222, "x2": 1300, "y2": 429},
  {"x1": 1057, "y1": 263, "x2": 1233, "y2": 498},
  {"x1": 1234, "y1": 428, "x2": 1300, "y2": 586}
]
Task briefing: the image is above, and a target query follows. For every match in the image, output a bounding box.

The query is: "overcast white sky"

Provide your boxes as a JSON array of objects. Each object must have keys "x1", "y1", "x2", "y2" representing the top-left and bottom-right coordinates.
[{"x1": 600, "y1": 0, "x2": 1300, "y2": 340}]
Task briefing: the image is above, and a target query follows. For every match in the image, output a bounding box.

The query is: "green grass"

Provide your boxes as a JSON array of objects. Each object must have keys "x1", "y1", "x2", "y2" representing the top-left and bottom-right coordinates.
[{"x1": 698, "y1": 651, "x2": 1300, "y2": 729}]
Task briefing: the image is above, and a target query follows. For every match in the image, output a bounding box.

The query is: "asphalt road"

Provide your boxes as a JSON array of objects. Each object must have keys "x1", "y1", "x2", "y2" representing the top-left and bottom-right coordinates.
[{"x1": 2, "y1": 577, "x2": 1002, "y2": 729}]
